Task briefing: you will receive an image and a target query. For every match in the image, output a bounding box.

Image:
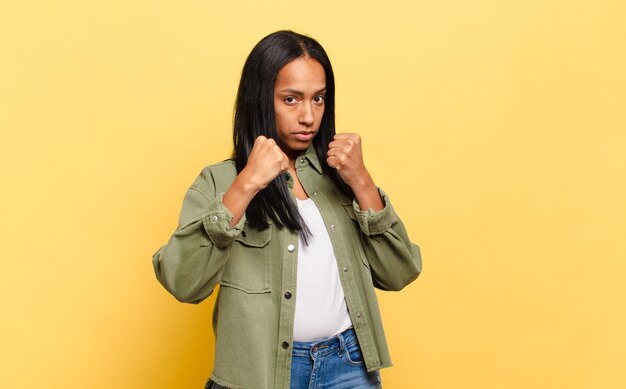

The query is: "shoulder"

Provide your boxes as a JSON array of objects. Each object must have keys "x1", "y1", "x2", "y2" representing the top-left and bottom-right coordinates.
[
  {"x1": 201, "y1": 159, "x2": 237, "y2": 177},
  {"x1": 190, "y1": 159, "x2": 237, "y2": 197}
]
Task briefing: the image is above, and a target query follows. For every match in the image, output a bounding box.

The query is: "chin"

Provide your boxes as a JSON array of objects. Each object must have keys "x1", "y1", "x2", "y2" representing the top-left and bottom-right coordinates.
[
  {"x1": 290, "y1": 142, "x2": 310, "y2": 151},
  {"x1": 281, "y1": 141, "x2": 311, "y2": 157}
]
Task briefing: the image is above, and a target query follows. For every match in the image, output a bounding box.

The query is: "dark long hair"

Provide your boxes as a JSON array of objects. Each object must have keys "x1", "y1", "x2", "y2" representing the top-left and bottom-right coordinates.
[{"x1": 232, "y1": 30, "x2": 354, "y2": 238}]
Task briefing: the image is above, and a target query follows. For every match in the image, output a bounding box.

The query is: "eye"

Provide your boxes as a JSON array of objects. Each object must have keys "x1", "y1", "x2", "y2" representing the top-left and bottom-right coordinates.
[
  {"x1": 314, "y1": 95, "x2": 325, "y2": 104},
  {"x1": 284, "y1": 96, "x2": 297, "y2": 105}
]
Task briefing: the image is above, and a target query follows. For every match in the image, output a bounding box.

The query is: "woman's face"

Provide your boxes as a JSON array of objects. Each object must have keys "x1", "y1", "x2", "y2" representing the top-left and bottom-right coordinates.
[{"x1": 274, "y1": 56, "x2": 326, "y2": 160}]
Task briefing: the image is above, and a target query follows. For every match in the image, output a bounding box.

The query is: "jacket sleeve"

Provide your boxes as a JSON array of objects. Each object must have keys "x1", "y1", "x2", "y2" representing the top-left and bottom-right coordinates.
[
  {"x1": 152, "y1": 167, "x2": 245, "y2": 304},
  {"x1": 352, "y1": 187, "x2": 422, "y2": 291}
]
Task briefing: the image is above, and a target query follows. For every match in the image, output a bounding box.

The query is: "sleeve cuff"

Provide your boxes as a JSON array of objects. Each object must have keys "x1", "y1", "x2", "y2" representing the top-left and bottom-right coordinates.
[
  {"x1": 352, "y1": 187, "x2": 398, "y2": 236},
  {"x1": 201, "y1": 192, "x2": 246, "y2": 248}
]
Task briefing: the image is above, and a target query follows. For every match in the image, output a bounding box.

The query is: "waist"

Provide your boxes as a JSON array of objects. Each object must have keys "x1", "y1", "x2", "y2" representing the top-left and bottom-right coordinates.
[{"x1": 291, "y1": 326, "x2": 358, "y2": 357}]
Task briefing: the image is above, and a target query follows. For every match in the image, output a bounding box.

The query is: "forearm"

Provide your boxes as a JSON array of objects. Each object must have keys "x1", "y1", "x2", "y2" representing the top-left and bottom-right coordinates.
[
  {"x1": 351, "y1": 187, "x2": 422, "y2": 290},
  {"x1": 153, "y1": 181, "x2": 243, "y2": 303},
  {"x1": 351, "y1": 170, "x2": 384, "y2": 212},
  {"x1": 153, "y1": 221, "x2": 232, "y2": 303},
  {"x1": 222, "y1": 169, "x2": 262, "y2": 227}
]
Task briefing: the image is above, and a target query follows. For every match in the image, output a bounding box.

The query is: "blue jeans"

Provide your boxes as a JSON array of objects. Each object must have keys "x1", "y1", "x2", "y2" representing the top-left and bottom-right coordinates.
[
  {"x1": 290, "y1": 327, "x2": 382, "y2": 388},
  {"x1": 204, "y1": 327, "x2": 382, "y2": 388}
]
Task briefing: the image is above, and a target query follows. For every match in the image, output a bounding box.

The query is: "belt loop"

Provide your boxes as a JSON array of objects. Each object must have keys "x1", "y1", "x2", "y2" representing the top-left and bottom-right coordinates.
[{"x1": 337, "y1": 329, "x2": 347, "y2": 357}]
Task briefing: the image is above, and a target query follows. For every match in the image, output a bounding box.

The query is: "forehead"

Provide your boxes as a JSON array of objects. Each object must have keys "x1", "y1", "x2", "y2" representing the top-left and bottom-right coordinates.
[{"x1": 275, "y1": 57, "x2": 326, "y2": 90}]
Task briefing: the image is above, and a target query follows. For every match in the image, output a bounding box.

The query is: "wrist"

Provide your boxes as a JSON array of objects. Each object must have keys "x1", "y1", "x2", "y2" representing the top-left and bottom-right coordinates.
[
  {"x1": 238, "y1": 167, "x2": 265, "y2": 194},
  {"x1": 348, "y1": 168, "x2": 375, "y2": 192}
]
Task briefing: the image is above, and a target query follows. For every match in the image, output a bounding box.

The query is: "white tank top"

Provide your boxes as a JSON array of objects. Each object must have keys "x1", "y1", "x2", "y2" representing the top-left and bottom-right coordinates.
[{"x1": 292, "y1": 197, "x2": 353, "y2": 342}]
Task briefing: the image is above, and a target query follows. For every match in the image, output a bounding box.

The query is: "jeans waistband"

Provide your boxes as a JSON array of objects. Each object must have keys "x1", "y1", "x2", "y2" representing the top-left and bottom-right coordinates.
[{"x1": 291, "y1": 327, "x2": 358, "y2": 358}]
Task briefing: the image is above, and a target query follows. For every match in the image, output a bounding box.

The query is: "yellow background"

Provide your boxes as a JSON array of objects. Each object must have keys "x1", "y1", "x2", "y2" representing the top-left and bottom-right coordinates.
[{"x1": 1, "y1": 1, "x2": 624, "y2": 388}]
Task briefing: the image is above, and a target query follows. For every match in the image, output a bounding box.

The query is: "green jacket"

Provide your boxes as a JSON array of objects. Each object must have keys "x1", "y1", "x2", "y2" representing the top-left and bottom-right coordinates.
[{"x1": 152, "y1": 144, "x2": 422, "y2": 389}]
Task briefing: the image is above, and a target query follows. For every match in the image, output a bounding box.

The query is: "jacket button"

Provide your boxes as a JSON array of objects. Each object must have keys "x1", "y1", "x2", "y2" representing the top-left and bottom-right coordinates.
[
  {"x1": 282, "y1": 341, "x2": 290, "y2": 349},
  {"x1": 284, "y1": 291, "x2": 292, "y2": 299},
  {"x1": 210, "y1": 215, "x2": 218, "y2": 222},
  {"x1": 330, "y1": 224, "x2": 336, "y2": 229},
  {"x1": 343, "y1": 266, "x2": 349, "y2": 272},
  {"x1": 356, "y1": 313, "x2": 362, "y2": 319},
  {"x1": 312, "y1": 191, "x2": 318, "y2": 196},
  {"x1": 287, "y1": 244, "x2": 295, "y2": 252}
]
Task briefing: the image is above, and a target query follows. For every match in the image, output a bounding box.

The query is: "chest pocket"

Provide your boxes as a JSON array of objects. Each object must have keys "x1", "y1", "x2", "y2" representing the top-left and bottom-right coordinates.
[
  {"x1": 342, "y1": 203, "x2": 371, "y2": 270},
  {"x1": 219, "y1": 223, "x2": 272, "y2": 293}
]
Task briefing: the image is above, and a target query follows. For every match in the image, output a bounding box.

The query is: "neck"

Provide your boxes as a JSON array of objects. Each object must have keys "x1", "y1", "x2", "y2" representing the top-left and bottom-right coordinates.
[{"x1": 281, "y1": 147, "x2": 304, "y2": 170}]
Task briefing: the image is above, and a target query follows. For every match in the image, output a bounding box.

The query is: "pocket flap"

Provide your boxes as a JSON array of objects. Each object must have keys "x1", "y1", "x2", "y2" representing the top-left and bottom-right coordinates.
[{"x1": 234, "y1": 224, "x2": 271, "y2": 247}]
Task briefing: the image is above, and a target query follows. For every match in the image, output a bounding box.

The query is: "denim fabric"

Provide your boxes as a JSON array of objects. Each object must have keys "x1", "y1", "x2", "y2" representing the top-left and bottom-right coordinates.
[{"x1": 290, "y1": 327, "x2": 382, "y2": 388}]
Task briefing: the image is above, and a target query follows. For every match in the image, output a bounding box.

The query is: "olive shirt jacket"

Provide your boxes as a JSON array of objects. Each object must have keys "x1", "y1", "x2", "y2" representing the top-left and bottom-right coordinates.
[{"x1": 152, "y1": 143, "x2": 422, "y2": 389}]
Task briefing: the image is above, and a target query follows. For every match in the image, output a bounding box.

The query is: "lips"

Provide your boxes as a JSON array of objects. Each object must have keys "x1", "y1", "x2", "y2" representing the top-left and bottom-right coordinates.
[{"x1": 293, "y1": 131, "x2": 315, "y2": 141}]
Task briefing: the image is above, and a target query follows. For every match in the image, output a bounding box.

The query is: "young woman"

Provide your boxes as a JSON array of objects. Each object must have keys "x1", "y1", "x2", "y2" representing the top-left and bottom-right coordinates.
[{"x1": 152, "y1": 30, "x2": 422, "y2": 389}]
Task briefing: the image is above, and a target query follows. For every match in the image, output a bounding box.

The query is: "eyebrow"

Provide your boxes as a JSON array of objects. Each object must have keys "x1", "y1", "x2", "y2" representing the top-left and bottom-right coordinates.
[{"x1": 279, "y1": 87, "x2": 327, "y2": 95}]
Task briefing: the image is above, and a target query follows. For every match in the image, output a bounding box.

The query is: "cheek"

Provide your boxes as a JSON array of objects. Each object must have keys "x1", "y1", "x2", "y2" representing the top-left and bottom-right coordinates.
[
  {"x1": 316, "y1": 106, "x2": 325, "y2": 122},
  {"x1": 275, "y1": 110, "x2": 295, "y2": 139},
  {"x1": 276, "y1": 107, "x2": 297, "y2": 123},
  {"x1": 274, "y1": 109, "x2": 288, "y2": 129}
]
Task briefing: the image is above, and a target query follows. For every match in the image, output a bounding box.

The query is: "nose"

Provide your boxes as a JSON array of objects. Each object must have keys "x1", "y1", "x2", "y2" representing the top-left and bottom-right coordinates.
[{"x1": 299, "y1": 102, "x2": 315, "y2": 127}]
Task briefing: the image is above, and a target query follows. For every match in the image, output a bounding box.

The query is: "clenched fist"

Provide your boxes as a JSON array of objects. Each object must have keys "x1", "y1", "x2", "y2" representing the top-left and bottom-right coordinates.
[
  {"x1": 243, "y1": 135, "x2": 290, "y2": 190},
  {"x1": 326, "y1": 133, "x2": 371, "y2": 189},
  {"x1": 222, "y1": 136, "x2": 289, "y2": 226},
  {"x1": 327, "y1": 133, "x2": 384, "y2": 211}
]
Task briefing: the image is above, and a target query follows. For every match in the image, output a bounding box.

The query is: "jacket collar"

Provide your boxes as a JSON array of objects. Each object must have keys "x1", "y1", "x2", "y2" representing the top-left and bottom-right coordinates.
[{"x1": 303, "y1": 143, "x2": 324, "y2": 175}]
